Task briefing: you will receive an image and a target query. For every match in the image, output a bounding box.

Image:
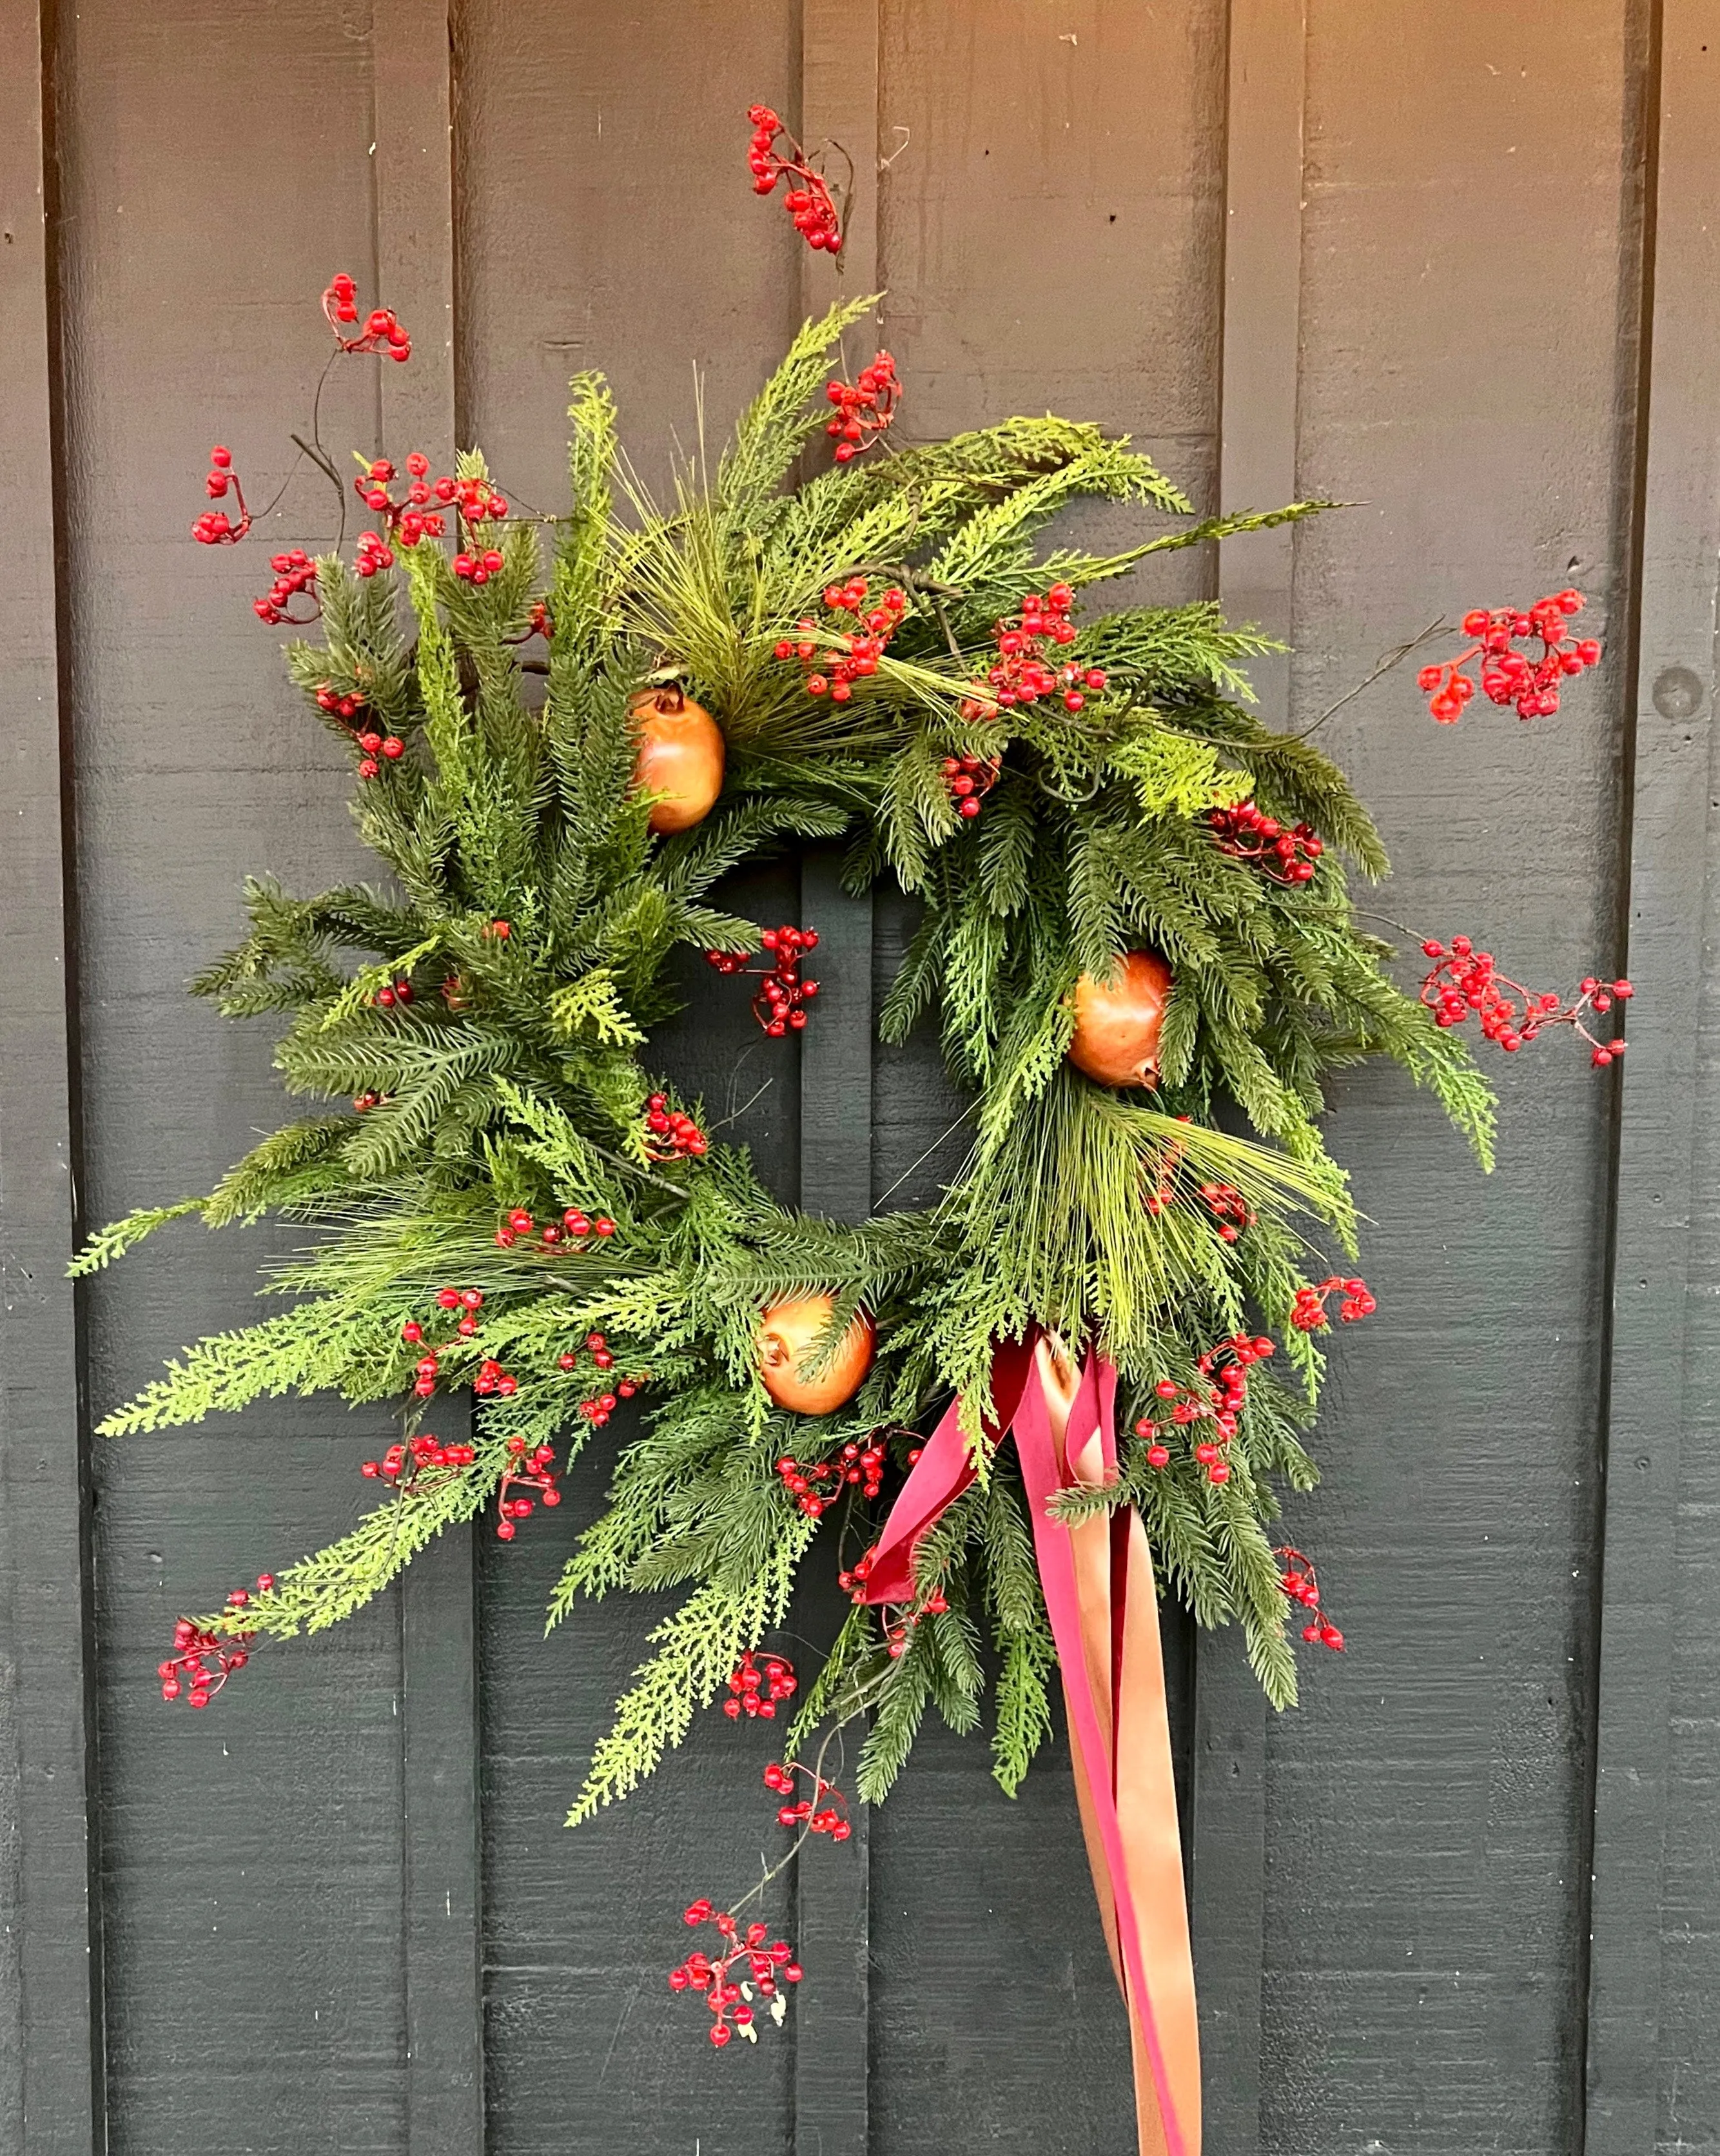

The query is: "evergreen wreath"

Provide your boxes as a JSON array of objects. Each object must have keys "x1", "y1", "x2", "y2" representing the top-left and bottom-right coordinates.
[{"x1": 84, "y1": 287, "x2": 1616, "y2": 1858}]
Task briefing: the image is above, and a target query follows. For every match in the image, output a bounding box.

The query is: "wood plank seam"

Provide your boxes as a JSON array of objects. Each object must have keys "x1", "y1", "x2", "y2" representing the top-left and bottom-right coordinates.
[
  {"x1": 794, "y1": 6, "x2": 881, "y2": 2148},
  {"x1": 0, "y1": 0, "x2": 109, "y2": 2146},
  {"x1": 1195, "y1": 3, "x2": 1307, "y2": 2148},
  {"x1": 1582, "y1": 6, "x2": 1719, "y2": 2151},
  {"x1": 371, "y1": 6, "x2": 485, "y2": 2150}
]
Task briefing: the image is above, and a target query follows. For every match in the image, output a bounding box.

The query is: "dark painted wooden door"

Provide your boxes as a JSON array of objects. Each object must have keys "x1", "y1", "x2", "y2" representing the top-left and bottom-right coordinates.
[{"x1": 4, "y1": 2, "x2": 1718, "y2": 2152}]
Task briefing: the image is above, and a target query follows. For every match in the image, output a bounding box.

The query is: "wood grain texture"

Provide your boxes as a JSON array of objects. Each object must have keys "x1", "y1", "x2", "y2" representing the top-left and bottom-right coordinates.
[
  {"x1": 21, "y1": 4, "x2": 1715, "y2": 2153},
  {"x1": 1191, "y1": 8, "x2": 1309, "y2": 2145},
  {"x1": 454, "y1": 10, "x2": 805, "y2": 2148},
  {"x1": 792, "y1": 848, "x2": 874, "y2": 2156},
  {"x1": 1585, "y1": 7, "x2": 1719, "y2": 2151},
  {"x1": 57, "y1": 3, "x2": 416, "y2": 2148},
  {"x1": 868, "y1": 8, "x2": 1226, "y2": 2148},
  {"x1": 1269, "y1": 5, "x2": 1646, "y2": 2149},
  {"x1": 0, "y1": 1, "x2": 106, "y2": 2148},
  {"x1": 373, "y1": 12, "x2": 487, "y2": 2148}
]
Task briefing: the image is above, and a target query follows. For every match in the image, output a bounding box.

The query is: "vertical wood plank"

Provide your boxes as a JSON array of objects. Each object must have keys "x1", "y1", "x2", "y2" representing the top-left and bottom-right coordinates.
[
  {"x1": 401, "y1": 1529, "x2": 483, "y2": 2152},
  {"x1": 1584, "y1": 6, "x2": 1717, "y2": 2150},
  {"x1": 1193, "y1": 4, "x2": 1305, "y2": 2147},
  {"x1": 0, "y1": 2, "x2": 106, "y2": 2150},
  {"x1": 1216, "y1": 0, "x2": 1305, "y2": 732},
  {"x1": 794, "y1": 849, "x2": 875, "y2": 2156},
  {"x1": 794, "y1": 15, "x2": 879, "y2": 2151},
  {"x1": 373, "y1": 8, "x2": 484, "y2": 2150}
]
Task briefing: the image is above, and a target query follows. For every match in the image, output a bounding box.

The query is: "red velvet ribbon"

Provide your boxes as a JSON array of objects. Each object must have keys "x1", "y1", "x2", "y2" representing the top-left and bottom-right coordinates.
[{"x1": 859, "y1": 1331, "x2": 1201, "y2": 2156}]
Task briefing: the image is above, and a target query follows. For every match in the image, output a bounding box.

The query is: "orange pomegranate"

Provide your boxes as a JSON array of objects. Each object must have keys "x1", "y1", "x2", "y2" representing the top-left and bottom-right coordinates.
[
  {"x1": 756, "y1": 1296, "x2": 875, "y2": 1415},
  {"x1": 630, "y1": 685, "x2": 725, "y2": 834},
  {"x1": 1067, "y1": 950, "x2": 1174, "y2": 1089}
]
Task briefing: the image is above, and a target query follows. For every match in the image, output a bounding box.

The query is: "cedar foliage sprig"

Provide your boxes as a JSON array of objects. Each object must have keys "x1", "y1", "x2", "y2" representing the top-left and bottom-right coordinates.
[{"x1": 81, "y1": 303, "x2": 1493, "y2": 1809}]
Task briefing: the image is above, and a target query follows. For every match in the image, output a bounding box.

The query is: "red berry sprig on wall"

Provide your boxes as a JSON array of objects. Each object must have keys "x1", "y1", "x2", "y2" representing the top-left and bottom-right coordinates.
[
  {"x1": 1289, "y1": 1276, "x2": 1376, "y2": 1331},
  {"x1": 254, "y1": 551, "x2": 320, "y2": 625},
  {"x1": 495, "y1": 1435, "x2": 560, "y2": 1541},
  {"x1": 191, "y1": 445, "x2": 249, "y2": 544},
  {"x1": 776, "y1": 578, "x2": 906, "y2": 703},
  {"x1": 706, "y1": 925, "x2": 821, "y2": 1035},
  {"x1": 764, "y1": 1759, "x2": 852, "y2": 1839},
  {"x1": 157, "y1": 1575, "x2": 273, "y2": 1707},
  {"x1": 671, "y1": 1904, "x2": 803, "y2": 2047},
  {"x1": 1208, "y1": 800, "x2": 1324, "y2": 886},
  {"x1": 745, "y1": 104, "x2": 843, "y2": 253},
  {"x1": 824, "y1": 352, "x2": 899, "y2": 461},
  {"x1": 1133, "y1": 1332, "x2": 1275, "y2": 1482},
  {"x1": 1419, "y1": 937, "x2": 1632, "y2": 1066},
  {"x1": 350, "y1": 451, "x2": 448, "y2": 550},
  {"x1": 1278, "y1": 1546, "x2": 1344, "y2": 1652},
  {"x1": 721, "y1": 1651, "x2": 798, "y2": 1720},
  {"x1": 1417, "y1": 591, "x2": 1601, "y2": 723},
  {"x1": 322, "y1": 271, "x2": 412, "y2": 361},
  {"x1": 775, "y1": 1438, "x2": 885, "y2": 1517},
  {"x1": 966, "y1": 583, "x2": 1107, "y2": 714}
]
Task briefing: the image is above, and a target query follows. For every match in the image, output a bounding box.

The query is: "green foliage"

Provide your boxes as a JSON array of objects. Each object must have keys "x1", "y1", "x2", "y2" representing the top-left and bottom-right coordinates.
[{"x1": 81, "y1": 315, "x2": 1496, "y2": 1826}]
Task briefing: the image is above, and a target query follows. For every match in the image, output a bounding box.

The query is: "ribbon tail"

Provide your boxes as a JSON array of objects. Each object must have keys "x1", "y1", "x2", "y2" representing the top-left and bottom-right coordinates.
[{"x1": 1017, "y1": 1338, "x2": 1202, "y2": 2156}]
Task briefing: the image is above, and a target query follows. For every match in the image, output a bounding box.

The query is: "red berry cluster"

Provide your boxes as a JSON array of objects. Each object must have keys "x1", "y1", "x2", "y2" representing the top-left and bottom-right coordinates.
[
  {"x1": 372, "y1": 975, "x2": 414, "y2": 1006},
  {"x1": 824, "y1": 353, "x2": 899, "y2": 462},
  {"x1": 644, "y1": 1092, "x2": 709, "y2": 1162},
  {"x1": 1134, "y1": 1333, "x2": 1275, "y2": 1483},
  {"x1": 315, "y1": 683, "x2": 406, "y2": 778},
  {"x1": 763, "y1": 1759, "x2": 851, "y2": 1839},
  {"x1": 1278, "y1": 1545, "x2": 1344, "y2": 1651},
  {"x1": 191, "y1": 446, "x2": 249, "y2": 544},
  {"x1": 253, "y1": 551, "x2": 320, "y2": 625},
  {"x1": 969, "y1": 583, "x2": 1106, "y2": 714},
  {"x1": 157, "y1": 1576, "x2": 273, "y2": 1706},
  {"x1": 941, "y1": 751, "x2": 1002, "y2": 821},
  {"x1": 1419, "y1": 937, "x2": 1632, "y2": 1066},
  {"x1": 1289, "y1": 1276, "x2": 1376, "y2": 1331},
  {"x1": 558, "y1": 1331, "x2": 641, "y2": 1427},
  {"x1": 672, "y1": 1905, "x2": 802, "y2": 2046},
  {"x1": 1418, "y1": 591, "x2": 1601, "y2": 723},
  {"x1": 745, "y1": 105, "x2": 842, "y2": 253},
  {"x1": 706, "y1": 926, "x2": 821, "y2": 1035},
  {"x1": 353, "y1": 530, "x2": 395, "y2": 580},
  {"x1": 775, "y1": 1438, "x2": 885, "y2": 1518},
  {"x1": 473, "y1": 1358, "x2": 519, "y2": 1400},
  {"x1": 494, "y1": 1204, "x2": 617, "y2": 1250},
  {"x1": 722, "y1": 1651, "x2": 797, "y2": 1720},
  {"x1": 351, "y1": 451, "x2": 450, "y2": 549},
  {"x1": 361, "y1": 1431, "x2": 476, "y2": 1484},
  {"x1": 401, "y1": 1288, "x2": 484, "y2": 1396},
  {"x1": 776, "y1": 578, "x2": 907, "y2": 703},
  {"x1": 1208, "y1": 801, "x2": 1323, "y2": 886},
  {"x1": 834, "y1": 1540, "x2": 946, "y2": 1646},
  {"x1": 496, "y1": 1435, "x2": 560, "y2": 1541},
  {"x1": 1198, "y1": 1181, "x2": 1255, "y2": 1242},
  {"x1": 322, "y1": 272, "x2": 411, "y2": 361},
  {"x1": 353, "y1": 1088, "x2": 384, "y2": 1112}
]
